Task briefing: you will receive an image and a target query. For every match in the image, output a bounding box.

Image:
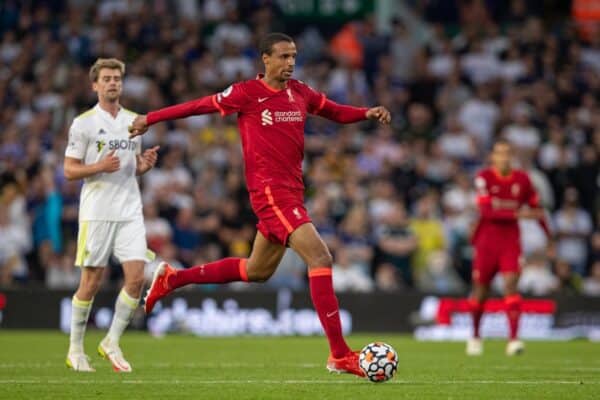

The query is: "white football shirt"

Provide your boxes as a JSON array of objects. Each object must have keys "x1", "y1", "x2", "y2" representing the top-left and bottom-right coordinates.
[{"x1": 65, "y1": 104, "x2": 143, "y2": 221}]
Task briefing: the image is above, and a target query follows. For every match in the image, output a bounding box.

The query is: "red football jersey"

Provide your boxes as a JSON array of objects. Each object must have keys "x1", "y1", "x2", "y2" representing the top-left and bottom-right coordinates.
[
  {"x1": 471, "y1": 168, "x2": 539, "y2": 245},
  {"x1": 147, "y1": 75, "x2": 368, "y2": 192},
  {"x1": 213, "y1": 77, "x2": 326, "y2": 191}
]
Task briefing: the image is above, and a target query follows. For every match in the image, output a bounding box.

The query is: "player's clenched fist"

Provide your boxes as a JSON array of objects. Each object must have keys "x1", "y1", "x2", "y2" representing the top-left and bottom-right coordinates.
[
  {"x1": 366, "y1": 106, "x2": 391, "y2": 124},
  {"x1": 128, "y1": 115, "x2": 148, "y2": 138},
  {"x1": 99, "y1": 149, "x2": 120, "y2": 173}
]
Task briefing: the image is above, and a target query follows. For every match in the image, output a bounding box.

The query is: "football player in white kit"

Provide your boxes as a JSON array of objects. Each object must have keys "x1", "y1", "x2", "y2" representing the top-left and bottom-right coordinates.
[{"x1": 63, "y1": 58, "x2": 159, "y2": 372}]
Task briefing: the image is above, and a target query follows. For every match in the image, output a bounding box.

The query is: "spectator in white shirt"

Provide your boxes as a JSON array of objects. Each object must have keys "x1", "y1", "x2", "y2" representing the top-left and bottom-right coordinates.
[{"x1": 553, "y1": 187, "x2": 593, "y2": 276}]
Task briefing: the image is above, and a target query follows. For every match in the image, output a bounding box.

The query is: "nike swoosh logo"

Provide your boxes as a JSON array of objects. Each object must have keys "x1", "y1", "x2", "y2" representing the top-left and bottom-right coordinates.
[
  {"x1": 326, "y1": 310, "x2": 338, "y2": 318},
  {"x1": 258, "y1": 97, "x2": 268, "y2": 103}
]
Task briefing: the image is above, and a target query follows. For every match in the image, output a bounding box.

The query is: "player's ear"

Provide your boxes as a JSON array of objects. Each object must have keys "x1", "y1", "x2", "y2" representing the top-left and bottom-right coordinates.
[{"x1": 262, "y1": 52, "x2": 270, "y2": 66}]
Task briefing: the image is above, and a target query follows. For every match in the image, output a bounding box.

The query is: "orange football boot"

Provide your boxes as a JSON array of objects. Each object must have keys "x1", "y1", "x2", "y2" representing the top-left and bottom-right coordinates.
[
  {"x1": 144, "y1": 262, "x2": 176, "y2": 314},
  {"x1": 326, "y1": 351, "x2": 366, "y2": 378}
]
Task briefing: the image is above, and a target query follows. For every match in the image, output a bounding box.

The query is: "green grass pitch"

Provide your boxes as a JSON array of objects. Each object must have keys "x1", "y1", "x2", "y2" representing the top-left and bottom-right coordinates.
[{"x1": 0, "y1": 331, "x2": 598, "y2": 399}]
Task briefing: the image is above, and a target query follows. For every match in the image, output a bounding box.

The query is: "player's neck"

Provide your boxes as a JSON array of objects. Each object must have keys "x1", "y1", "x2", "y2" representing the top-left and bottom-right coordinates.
[
  {"x1": 261, "y1": 75, "x2": 287, "y2": 90},
  {"x1": 98, "y1": 100, "x2": 121, "y2": 118},
  {"x1": 493, "y1": 166, "x2": 512, "y2": 177}
]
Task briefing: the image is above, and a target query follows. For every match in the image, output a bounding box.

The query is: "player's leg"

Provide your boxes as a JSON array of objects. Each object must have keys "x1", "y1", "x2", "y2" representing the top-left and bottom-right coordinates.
[
  {"x1": 467, "y1": 244, "x2": 495, "y2": 356},
  {"x1": 67, "y1": 266, "x2": 104, "y2": 371},
  {"x1": 67, "y1": 221, "x2": 111, "y2": 372},
  {"x1": 503, "y1": 272, "x2": 524, "y2": 355},
  {"x1": 287, "y1": 223, "x2": 363, "y2": 377},
  {"x1": 467, "y1": 282, "x2": 489, "y2": 356},
  {"x1": 98, "y1": 259, "x2": 145, "y2": 372},
  {"x1": 144, "y1": 231, "x2": 286, "y2": 313},
  {"x1": 245, "y1": 231, "x2": 287, "y2": 281},
  {"x1": 500, "y1": 240, "x2": 524, "y2": 355}
]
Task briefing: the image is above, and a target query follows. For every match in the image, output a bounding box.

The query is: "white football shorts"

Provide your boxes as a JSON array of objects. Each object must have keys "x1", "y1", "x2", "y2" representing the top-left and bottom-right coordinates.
[{"x1": 75, "y1": 219, "x2": 150, "y2": 267}]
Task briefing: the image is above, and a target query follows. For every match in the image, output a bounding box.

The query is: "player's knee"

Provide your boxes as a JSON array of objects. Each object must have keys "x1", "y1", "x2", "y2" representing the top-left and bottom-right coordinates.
[
  {"x1": 248, "y1": 267, "x2": 275, "y2": 283},
  {"x1": 308, "y1": 251, "x2": 333, "y2": 268},
  {"x1": 80, "y1": 277, "x2": 102, "y2": 297},
  {"x1": 125, "y1": 275, "x2": 145, "y2": 297}
]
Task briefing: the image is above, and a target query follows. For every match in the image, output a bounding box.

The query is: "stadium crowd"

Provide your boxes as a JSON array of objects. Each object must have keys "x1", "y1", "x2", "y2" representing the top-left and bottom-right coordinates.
[{"x1": 0, "y1": 0, "x2": 599, "y2": 297}]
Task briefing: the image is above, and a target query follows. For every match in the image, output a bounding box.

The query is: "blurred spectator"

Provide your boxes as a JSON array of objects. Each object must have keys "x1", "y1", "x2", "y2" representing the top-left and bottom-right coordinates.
[
  {"x1": 45, "y1": 239, "x2": 80, "y2": 289},
  {"x1": 332, "y1": 247, "x2": 374, "y2": 293},
  {"x1": 417, "y1": 251, "x2": 465, "y2": 294},
  {"x1": 389, "y1": 18, "x2": 422, "y2": 82},
  {"x1": 209, "y1": 8, "x2": 252, "y2": 55},
  {"x1": 171, "y1": 206, "x2": 202, "y2": 266},
  {"x1": 518, "y1": 254, "x2": 558, "y2": 296},
  {"x1": 336, "y1": 204, "x2": 373, "y2": 272},
  {"x1": 437, "y1": 116, "x2": 477, "y2": 164},
  {"x1": 502, "y1": 103, "x2": 540, "y2": 157},
  {"x1": 144, "y1": 201, "x2": 173, "y2": 254},
  {"x1": 409, "y1": 192, "x2": 447, "y2": 285},
  {"x1": 553, "y1": 187, "x2": 593, "y2": 276},
  {"x1": 458, "y1": 83, "x2": 500, "y2": 150},
  {"x1": 553, "y1": 259, "x2": 583, "y2": 295},
  {"x1": 373, "y1": 201, "x2": 417, "y2": 288},
  {"x1": 582, "y1": 261, "x2": 600, "y2": 296},
  {"x1": 28, "y1": 166, "x2": 63, "y2": 281}
]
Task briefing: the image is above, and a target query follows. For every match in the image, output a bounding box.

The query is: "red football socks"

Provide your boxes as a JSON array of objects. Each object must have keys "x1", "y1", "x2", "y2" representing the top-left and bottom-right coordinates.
[
  {"x1": 469, "y1": 298, "x2": 484, "y2": 339},
  {"x1": 505, "y1": 294, "x2": 522, "y2": 340},
  {"x1": 309, "y1": 267, "x2": 351, "y2": 359},
  {"x1": 168, "y1": 258, "x2": 248, "y2": 289}
]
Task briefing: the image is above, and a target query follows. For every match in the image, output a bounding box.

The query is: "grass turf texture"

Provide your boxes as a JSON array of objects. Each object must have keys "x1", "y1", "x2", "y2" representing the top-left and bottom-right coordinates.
[{"x1": 0, "y1": 331, "x2": 598, "y2": 399}]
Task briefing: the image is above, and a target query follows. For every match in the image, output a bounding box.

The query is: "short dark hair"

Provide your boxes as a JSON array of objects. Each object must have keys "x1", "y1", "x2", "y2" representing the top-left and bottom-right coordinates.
[
  {"x1": 493, "y1": 138, "x2": 511, "y2": 148},
  {"x1": 259, "y1": 33, "x2": 294, "y2": 55}
]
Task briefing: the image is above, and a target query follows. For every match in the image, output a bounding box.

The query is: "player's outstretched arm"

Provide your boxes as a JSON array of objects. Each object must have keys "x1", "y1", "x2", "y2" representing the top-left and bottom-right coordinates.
[
  {"x1": 64, "y1": 150, "x2": 120, "y2": 180},
  {"x1": 129, "y1": 95, "x2": 221, "y2": 138},
  {"x1": 317, "y1": 98, "x2": 390, "y2": 124}
]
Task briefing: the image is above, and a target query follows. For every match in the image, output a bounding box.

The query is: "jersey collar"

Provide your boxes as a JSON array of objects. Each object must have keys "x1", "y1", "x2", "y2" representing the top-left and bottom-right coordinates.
[
  {"x1": 492, "y1": 167, "x2": 514, "y2": 181},
  {"x1": 256, "y1": 73, "x2": 287, "y2": 92},
  {"x1": 95, "y1": 103, "x2": 122, "y2": 120}
]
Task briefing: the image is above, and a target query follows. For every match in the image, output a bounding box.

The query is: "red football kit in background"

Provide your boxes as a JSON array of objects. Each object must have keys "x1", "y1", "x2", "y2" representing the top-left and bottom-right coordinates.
[
  {"x1": 147, "y1": 75, "x2": 368, "y2": 245},
  {"x1": 471, "y1": 168, "x2": 540, "y2": 284}
]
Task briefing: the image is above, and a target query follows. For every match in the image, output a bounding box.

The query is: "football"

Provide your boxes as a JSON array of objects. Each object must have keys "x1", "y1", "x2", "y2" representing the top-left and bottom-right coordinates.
[{"x1": 359, "y1": 342, "x2": 398, "y2": 383}]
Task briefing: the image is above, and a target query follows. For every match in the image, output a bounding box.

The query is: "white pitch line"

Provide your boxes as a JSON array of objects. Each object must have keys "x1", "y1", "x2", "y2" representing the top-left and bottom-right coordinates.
[
  {"x1": 1, "y1": 362, "x2": 599, "y2": 372},
  {"x1": 0, "y1": 362, "x2": 321, "y2": 369},
  {"x1": 0, "y1": 379, "x2": 598, "y2": 385}
]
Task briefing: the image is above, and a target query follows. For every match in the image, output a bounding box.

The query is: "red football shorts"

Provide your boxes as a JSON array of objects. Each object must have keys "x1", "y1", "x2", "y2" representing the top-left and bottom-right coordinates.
[
  {"x1": 472, "y1": 238, "x2": 521, "y2": 285},
  {"x1": 249, "y1": 185, "x2": 312, "y2": 246}
]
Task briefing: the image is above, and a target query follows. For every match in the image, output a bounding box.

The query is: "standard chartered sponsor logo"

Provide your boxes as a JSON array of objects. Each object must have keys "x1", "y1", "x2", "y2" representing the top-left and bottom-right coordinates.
[
  {"x1": 261, "y1": 109, "x2": 303, "y2": 125},
  {"x1": 261, "y1": 109, "x2": 273, "y2": 126},
  {"x1": 274, "y1": 110, "x2": 302, "y2": 122}
]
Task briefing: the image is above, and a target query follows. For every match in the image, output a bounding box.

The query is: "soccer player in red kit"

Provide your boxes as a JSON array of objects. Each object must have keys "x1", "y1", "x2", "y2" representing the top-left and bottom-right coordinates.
[
  {"x1": 468, "y1": 139, "x2": 548, "y2": 356},
  {"x1": 128, "y1": 33, "x2": 391, "y2": 377}
]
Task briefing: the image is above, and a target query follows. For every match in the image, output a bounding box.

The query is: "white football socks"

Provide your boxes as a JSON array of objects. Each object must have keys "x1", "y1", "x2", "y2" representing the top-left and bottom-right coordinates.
[
  {"x1": 106, "y1": 289, "x2": 140, "y2": 345},
  {"x1": 69, "y1": 295, "x2": 93, "y2": 354}
]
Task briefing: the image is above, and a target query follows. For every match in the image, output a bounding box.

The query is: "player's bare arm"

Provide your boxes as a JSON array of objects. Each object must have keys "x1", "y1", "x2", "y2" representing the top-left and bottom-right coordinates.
[
  {"x1": 64, "y1": 150, "x2": 120, "y2": 180},
  {"x1": 516, "y1": 207, "x2": 546, "y2": 219},
  {"x1": 136, "y1": 145, "x2": 160, "y2": 175},
  {"x1": 366, "y1": 106, "x2": 391, "y2": 124}
]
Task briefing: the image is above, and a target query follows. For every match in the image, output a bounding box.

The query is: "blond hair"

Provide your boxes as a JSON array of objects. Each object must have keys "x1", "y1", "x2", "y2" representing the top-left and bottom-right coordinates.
[{"x1": 89, "y1": 58, "x2": 125, "y2": 82}]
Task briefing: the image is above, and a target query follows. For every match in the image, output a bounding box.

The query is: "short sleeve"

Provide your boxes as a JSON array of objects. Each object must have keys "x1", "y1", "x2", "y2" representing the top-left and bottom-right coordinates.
[
  {"x1": 65, "y1": 120, "x2": 88, "y2": 159},
  {"x1": 296, "y1": 81, "x2": 326, "y2": 114},
  {"x1": 474, "y1": 173, "x2": 489, "y2": 195},
  {"x1": 213, "y1": 83, "x2": 250, "y2": 116}
]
